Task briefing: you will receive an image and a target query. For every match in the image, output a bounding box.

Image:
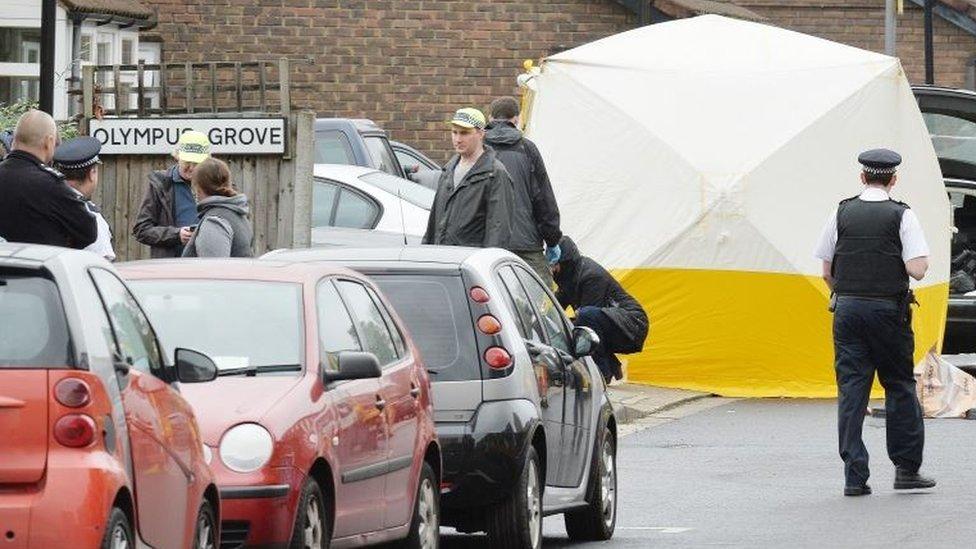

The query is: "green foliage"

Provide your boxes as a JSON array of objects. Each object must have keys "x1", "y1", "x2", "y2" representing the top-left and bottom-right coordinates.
[{"x1": 0, "y1": 99, "x2": 79, "y2": 140}]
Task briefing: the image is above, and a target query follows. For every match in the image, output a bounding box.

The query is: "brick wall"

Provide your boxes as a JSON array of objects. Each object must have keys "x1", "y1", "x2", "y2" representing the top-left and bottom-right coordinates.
[{"x1": 140, "y1": 0, "x2": 637, "y2": 162}]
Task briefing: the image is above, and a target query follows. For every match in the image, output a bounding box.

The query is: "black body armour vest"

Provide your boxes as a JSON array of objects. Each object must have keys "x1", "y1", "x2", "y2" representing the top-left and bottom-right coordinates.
[{"x1": 831, "y1": 197, "x2": 909, "y2": 297}]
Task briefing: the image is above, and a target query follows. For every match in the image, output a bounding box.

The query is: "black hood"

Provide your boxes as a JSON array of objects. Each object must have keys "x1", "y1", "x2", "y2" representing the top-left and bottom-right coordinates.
[
  {"x1": 557, "y1": 235, "x2": 581, "y2": 265},
  {"x1": 554, "y1": 235, "x2": 582, "y2": 287},
  {"x1": 484, "y1": 120, "x2": 523, "y2": 146}
]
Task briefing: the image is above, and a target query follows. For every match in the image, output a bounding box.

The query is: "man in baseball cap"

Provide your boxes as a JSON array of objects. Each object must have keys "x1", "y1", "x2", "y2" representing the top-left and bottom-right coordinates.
[{"x1": 133, "y1": 130, "x2": 213, "y2": 257}]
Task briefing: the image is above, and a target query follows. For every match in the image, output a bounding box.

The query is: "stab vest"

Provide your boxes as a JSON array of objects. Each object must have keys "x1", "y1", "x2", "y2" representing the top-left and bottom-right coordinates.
[{"x1": 831, "y1": 197, "x2": 909, "y2": 297}]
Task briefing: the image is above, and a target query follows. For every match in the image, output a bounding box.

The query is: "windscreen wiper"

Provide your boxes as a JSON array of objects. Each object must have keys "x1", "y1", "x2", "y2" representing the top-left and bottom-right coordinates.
[{"x1": 216, "y1": 364, "x2": 303, "y2": 377}]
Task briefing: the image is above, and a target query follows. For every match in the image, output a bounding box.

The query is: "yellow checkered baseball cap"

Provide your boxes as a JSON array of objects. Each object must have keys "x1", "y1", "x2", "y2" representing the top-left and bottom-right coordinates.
[
  {"x1": 176, "y1": 130, "x2": 212, "y2": 163},
  {"x1": 449, "y1": 108, "x2": 486, "y2": 130}
]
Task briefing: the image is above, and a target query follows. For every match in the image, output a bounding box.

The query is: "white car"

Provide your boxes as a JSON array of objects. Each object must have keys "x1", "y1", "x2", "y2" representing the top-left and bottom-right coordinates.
[{"x1": 312, "y1": 164, "x2": 432, "y2": 245}]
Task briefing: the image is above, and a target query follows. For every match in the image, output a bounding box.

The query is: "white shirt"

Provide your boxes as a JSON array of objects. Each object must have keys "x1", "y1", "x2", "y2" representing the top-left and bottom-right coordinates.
[
  {"x1": 84, "y1": 201, "x2": 116, "y2": 261},
  {"x1": 813, "y1": 187, "x2": 929, "y2": 262}
]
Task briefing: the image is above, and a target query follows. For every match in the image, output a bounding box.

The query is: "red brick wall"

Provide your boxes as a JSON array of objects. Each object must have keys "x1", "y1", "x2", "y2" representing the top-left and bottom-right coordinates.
[{"x1": 140, "y1": 0, "x2": 637, "y2": 162}]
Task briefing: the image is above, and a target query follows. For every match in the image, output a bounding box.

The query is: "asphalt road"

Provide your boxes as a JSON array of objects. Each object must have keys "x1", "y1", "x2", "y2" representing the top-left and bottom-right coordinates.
[{"x1": 442, "y1": 398, "x2": 975, "y2": 548}]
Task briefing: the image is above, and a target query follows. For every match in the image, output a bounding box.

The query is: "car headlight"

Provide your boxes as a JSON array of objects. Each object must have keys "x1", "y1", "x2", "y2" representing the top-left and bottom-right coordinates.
[{"x1": 219, "y1": 423, "x2": 274, "y2": 473}]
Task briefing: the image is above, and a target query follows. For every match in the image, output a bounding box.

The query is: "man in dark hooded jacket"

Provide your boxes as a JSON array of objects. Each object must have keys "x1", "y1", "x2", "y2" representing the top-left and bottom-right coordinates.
[
  {"x1": 484, "y1": 96, "x2": 562, "y2": 285},
  {"x1": 552, "y1": 236, "x2": 649, "y2": 383}
]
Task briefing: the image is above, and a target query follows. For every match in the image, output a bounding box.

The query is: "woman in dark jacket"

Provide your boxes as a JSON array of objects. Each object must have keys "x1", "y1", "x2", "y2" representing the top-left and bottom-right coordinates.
[
  {"x1": 552, "y1": 236, "x2": 649, "y2": 383},
  {"x1": 182, "y1": 158, "x2": 253, "y2": 258}
]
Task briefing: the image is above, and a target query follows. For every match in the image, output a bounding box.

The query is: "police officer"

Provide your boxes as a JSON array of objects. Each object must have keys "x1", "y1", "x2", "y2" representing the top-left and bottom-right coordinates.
[
  {"x1": 54, "y1": 136, "x2": 116, "y2": 261},
  {"x1": 814, "y1": 149, "x2": 936, "y2": 496},
  {"x1": 0, "y1": 110, "x2": 96, "y2": 248}
]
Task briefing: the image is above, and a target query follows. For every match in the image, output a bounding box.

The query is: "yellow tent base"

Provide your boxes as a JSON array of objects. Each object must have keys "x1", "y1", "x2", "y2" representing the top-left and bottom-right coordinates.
[{"x1": 613, "y1": 268, "x2": 948, "y2": 398}]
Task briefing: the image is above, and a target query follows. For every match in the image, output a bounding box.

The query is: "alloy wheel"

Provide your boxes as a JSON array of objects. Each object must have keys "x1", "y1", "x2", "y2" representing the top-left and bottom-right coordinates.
[
  {"x1": 304, "y1": 492, "x2": 324, "y2": 548},
  {"x1": 417, "y1": 477, "x2": 439, "y2": 548},
  {"x1": 196, "y1": 510, "x2": 215, "y2": 549},
  {"x1": 110, "y1": 523, "x2": 129, "y2": 549},
  {"x1": 527, "y1": 459, "x2": 542, "y2": 548},
  {"x1": 601, "y1": 438, "x2": 617, "y2": 529}
]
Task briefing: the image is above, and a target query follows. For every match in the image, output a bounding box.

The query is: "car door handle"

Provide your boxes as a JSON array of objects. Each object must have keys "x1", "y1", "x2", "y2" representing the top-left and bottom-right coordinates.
[
  {"x1": 410, "y1": 383, "x2": 420, "y2": 398},
  {"x1": 375, "y1": 396, "x2": 387, "y2": 411}
]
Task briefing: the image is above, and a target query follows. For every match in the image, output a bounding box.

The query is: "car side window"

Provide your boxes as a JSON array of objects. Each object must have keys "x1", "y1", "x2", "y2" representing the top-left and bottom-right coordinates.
[
  {"x1": 394, "y1": 148, "x2": 418, "y2": 173},
  {"x1": 367, "y1": 287, "x2": 406, "y2": 357},
  {"x1": 498, "y1": 266, "x2": 544, "y2": 343},
  {"x1": 363, "y1": 135, "x2": 401, "y2": 177},
  {"x1": 333, "y1": 188, "x2": 380, "y2": 229},
  {"x1": 336, "y1": 280, "x2": 399, "y2": 367},
  {"x1": 514, "y1": 266, "x2": 572, "y2": 354},
  {"x1": 89, "y1": 269, "x2": 164, "y2": 375},
  {"x1": 312, "y1": 179, "x2": 339, "y2": 228},
  {"x1": 316, "y1": 280, "x2": 363, "y2": 372},
  {"x1": 314, "y1": 130, "x2": 356, "y2": 164}
]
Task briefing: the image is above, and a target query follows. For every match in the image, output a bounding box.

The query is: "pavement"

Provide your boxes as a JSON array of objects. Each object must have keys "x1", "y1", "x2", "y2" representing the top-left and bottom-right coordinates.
[{"x1": 606, "y1": 381, "x2": 714, "y2": 434}]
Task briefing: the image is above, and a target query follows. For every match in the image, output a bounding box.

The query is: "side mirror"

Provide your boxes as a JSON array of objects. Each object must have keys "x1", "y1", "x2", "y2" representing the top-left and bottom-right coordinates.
[
  {"x1": 174, "y1": 348, "x2": 218, "y2": 383},
  {"x1": 323, "y1": 351, "x2": 382, "y2": 383},
  {"x1": 572, "y1": 326, "x2": 600, "y2": 357}
]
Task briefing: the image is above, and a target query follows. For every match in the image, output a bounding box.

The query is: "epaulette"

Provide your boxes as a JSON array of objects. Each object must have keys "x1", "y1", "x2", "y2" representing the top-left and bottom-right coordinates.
[
  {"x1": 838, "y1": 195, "x2": 859, "y2": 205},
  {"x1": 41, "y1": 163, "x2": 64, "y2": 179},
  {"x1": 85, "y1": 200, "x2": 101, "y2": 214},
  {"x1": 890, "y1": 198, "x2": 909, "y2": 208}
]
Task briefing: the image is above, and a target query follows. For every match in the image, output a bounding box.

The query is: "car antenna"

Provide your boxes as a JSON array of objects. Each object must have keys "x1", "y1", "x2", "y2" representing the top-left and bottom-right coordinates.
[{"x1": 397, "y1": 188, "x2": 408, "y2": 245}]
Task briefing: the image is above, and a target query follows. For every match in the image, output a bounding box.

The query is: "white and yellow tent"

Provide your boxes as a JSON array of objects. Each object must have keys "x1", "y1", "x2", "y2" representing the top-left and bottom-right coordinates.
[{"x1": 522, "y1": 15, "x2": 950, "y2": 397}]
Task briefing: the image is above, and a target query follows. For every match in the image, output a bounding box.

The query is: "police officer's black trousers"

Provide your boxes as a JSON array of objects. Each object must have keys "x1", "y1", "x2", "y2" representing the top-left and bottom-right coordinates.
[{"x1": 833, "y1": 296, "x2": 925, "y2": 486}]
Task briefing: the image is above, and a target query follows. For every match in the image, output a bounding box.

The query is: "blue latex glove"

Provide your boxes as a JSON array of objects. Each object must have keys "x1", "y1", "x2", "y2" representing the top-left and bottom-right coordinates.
[{"x1": 545, "y1": 244, "x2": 562, "y2": 265}]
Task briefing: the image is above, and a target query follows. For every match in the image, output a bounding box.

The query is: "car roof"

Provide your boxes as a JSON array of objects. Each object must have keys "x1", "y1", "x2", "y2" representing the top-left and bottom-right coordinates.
[
  {"x1": 314, "y1": 163, "x2": 382, "y2": 181},
  {"x1": 912, "y1": 85, "x2": 976, "y2": 100},
  {"x1": 117, "y1": 258, "x2": 361, "y2": 283},
  {"x1": 0, "y1": 242, "x2": 74, "y2": 264},
  {"x1": 314, "y1": 118, "x2": 384, "y2": 134},
  {"x1": 266, "y1": 245, "x2": 493, "y2": 267}
]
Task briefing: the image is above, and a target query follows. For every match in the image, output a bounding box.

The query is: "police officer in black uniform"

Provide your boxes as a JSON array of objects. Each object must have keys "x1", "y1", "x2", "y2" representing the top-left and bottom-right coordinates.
[
  {"x1": 0, "y1": 110, "x2": 96, "y2": 249},
  {"x1": 814, "y1": 149, "x2": 936, "y2": 497}
]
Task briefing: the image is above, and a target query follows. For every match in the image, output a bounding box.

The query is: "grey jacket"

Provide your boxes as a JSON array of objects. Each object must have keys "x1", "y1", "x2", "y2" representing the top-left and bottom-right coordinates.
[
  {"x1": 484, "y1": 121, "x2": 562, "y2": 251},
  {"x1": 182, "y1": 194, "x2": 253, "y2": 258},
  {"x1": 132, "y1": 169, "x2": 181, "y2": 258},
  {"x1": 422, "y1": 147, "x2": 513, "y2": 249}
]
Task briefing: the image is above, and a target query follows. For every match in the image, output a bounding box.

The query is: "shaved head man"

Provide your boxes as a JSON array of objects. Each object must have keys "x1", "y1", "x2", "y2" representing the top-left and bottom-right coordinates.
[{"x1": 12, "y1": 109, "x2": 59, "y2": 164}]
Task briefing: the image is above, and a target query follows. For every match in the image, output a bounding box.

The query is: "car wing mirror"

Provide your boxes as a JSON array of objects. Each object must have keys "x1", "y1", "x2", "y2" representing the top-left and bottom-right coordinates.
[
  {"x1": 572, "y1": 326, "x2": 600, "y2": 358},
  {"x1": 174, "y1": 348, "x2": 218, "y2": 383},
  {"x1": 323, "y1": 351, "x2": 382, "y2": 384}
]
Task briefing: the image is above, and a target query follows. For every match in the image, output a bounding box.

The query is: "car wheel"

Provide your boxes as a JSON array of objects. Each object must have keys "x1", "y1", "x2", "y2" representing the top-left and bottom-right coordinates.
[
  {"x1": 100, "y1": 507, "x2": 132, "y2": 549},
  {"x1": 289, "y1": 478, "x2": 330, "y2": 549},
  {"x1": 397, "y1": 461, "x2": 440, "y2": 549},
  {"x1": 193, "y1": 500, "x2": 217, "y2": 549},
  {"x1": 564, "y1": 426, "x2": 617, "y2": 541},
  {"x1": 487, "y1": 446, "x2": 543, "y2": 549}
]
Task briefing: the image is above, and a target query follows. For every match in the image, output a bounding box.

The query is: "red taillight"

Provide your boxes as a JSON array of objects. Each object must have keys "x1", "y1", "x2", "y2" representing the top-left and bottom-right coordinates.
[
  {"x1": 469, "y1": 286, "x2": 490, "y2": 303},
  {"x1": 53, "y1": 414, "x2": 96, "y2": 448},
  {"x1": 477, "y1": 314, "x2": 502, "y2": 335},
  {"x1": 484, "y1": 347, "x2": 512, "y2": 369},
  {"x1": 54, "y1": 378, "x2": 91, "y2": 408}
]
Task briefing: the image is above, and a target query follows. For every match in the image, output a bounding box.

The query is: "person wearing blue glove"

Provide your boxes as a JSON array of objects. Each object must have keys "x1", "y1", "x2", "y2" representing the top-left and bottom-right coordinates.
[{"x1": 545, "y1": 243, "x2": 561, "y2": 265}]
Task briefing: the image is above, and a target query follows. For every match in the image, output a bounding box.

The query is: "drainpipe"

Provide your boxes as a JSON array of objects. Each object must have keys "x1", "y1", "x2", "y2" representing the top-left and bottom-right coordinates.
[
  {"x1": 40, "y1": 0, "x2": 56, "y2": 115},
  {"x1": 924, "y1": 0, "x2": 934, "y2": 84},
  {"x1": 70, "y1": 13, "x2": 85, "y2": 116}
]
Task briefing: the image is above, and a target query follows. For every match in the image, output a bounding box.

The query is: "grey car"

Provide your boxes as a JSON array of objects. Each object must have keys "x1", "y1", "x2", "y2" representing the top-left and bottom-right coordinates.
[{"x1": 264, "y1": 245, "x2": 618, "y2": 549}]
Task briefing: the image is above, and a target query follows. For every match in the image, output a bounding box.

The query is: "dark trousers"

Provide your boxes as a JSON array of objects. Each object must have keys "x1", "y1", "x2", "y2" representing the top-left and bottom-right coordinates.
[
  {"x1": 833, "y1": 296, "x2": 924, "y2": 486},
  {"x1": 576, "y1": 306, "x2": 623, "y2": 383}
]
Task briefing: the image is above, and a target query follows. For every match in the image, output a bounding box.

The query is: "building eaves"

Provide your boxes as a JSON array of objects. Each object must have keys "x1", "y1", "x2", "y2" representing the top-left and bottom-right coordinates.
[{"x1": 59, "y1": 0, "x2": 156, "y2": 26}]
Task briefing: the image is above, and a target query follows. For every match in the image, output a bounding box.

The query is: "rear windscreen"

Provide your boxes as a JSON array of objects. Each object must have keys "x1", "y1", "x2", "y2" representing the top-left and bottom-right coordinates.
[
  {"x1": 0, "y1": 272, "x2": 72, "y2": 368},
  {"x1": 369, "y1": 274, "x2": 479, "y2": 382}
]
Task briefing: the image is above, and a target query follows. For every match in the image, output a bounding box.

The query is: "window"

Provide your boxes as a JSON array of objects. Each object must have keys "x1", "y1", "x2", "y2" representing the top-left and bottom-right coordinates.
[
  {"x1": 514, "y1": 267, "x2": 572, "y2": 353},
  {"x1": 0, "y1": 28, "x2": 41, "y2": 63},
  {"x1": 79, "y1": 34, "x2": 93, "y2": 63},
  {"x1": 366, "y1": 287, "x2": 405, "y2": 357},
  {"x1": 336, "y1": 280, "x2": 399, "y2": 367},
  {"x1": 90, "y1": 269, "x2": 163, "y2": 374},
  {"x1": 0, "y1": 77, "x2": 39, "y2": 105},
  {"x1": 498, "y1": 266, "x2": 544, "y2": 343},
  {"x1": 922, "y1": 112, "x2": 976, "y2": 166},
  {"x1": 121, "y1": 38, "x2": 135, "y2": 65},
  {"x1": 0, "y1": 271, "x2": 72, "y2": 368},
  {"x1": 334, "y1": 188, "x2": 379, "y2": 229},
  {"x1": 314, "y1": 130, "x2": 356, "y2": 164},
  {"x1": 312, "y1": 180, "x2": 339, "y2": 227},
  {"x1": 363, "y1": 135, "x2": 401, "y2": 177},
  {"x1": 394, "y1": 148, "x2": 420, "y2": 172},
  {"x1": 317, "y1": 280, "x2": 362, "y2": 372},
  {"x1": 359, "y1": 171, "x2": 435, "y2": 210}
]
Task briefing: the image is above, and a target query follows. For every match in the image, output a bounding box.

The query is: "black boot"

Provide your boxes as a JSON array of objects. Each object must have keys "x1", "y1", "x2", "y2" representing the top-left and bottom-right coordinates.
[
  {"x1": 844, "y1": 484, "x2": 872, "y2": 497},
  {"x1": 894, "y1": 468, "x2": 936, "y2": 490}
]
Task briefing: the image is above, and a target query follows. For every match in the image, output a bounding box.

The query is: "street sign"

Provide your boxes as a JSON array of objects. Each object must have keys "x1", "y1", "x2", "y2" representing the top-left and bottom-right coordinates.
[{"x1": 89, "y1": 117, "x2": 287, "y2": 155}]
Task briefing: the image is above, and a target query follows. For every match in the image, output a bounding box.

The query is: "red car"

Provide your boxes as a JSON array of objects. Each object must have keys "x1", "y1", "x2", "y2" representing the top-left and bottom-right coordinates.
[
  {"x1": 120, "y1": 260, "x2": 441, "y2": 548},
  {"x1": 0, "y1": 244, "x2": 220, "y2": 549}
]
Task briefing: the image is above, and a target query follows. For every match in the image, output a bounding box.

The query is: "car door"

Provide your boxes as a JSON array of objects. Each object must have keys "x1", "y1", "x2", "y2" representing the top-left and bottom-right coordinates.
[
  {"x1": 336, "y1": 280, "x2": 420, "y2": 529},
  {"x1": 318, "y1": 279, "x2": 388, "y2": 537},
  {"x1": 496, "y1": 265, "x2": 563, "y2": 484},
  {"x1": 512, "y1": 266, "x2": 595, "y2": 488},
  {"x1": 89, "y1": 268, "x2": 190, "y2": 549}
]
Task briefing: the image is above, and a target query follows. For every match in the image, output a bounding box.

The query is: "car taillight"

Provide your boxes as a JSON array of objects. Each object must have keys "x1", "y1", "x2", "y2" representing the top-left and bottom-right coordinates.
[
  {"x1": 484, "y1": 347, "x2": 512, "y2": 369},
  {"x1": 54, "y1": 378, "x2": 91, "y2": 408},
  {"x1": 477, "y1": 314, "x2": 502, "y2": 335},
  {"x1": 469, "y1": 286, "x2": 490, "y2": 303},
  {"x1": 54, "y1": 414, "x2": 96, "y2": 448}
]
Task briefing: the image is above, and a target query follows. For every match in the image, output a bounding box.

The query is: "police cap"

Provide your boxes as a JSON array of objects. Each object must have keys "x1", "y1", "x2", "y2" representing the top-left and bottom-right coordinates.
[
  {"x1": 53, "y1": 136, "x2": 102, "y2": 171},
  {"x1": 858, "y1": 148, "x2": 901, "y2": 175}
]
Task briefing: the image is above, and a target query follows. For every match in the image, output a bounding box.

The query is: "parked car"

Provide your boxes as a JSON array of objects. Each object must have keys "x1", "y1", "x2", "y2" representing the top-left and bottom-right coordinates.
[
  {"x1": 914, "y1": 85, "x2": 976, "y2": 353},
  {"x1": 0, "y1": 243, "x2": 220, "y2": 549},
  {"x1": 315, "y1": 118, "x2": 408, "y2": 178},
  {"x1": 312, "y1": 164, "x2": 432, "y2": 246},
  {"x1": 391, "y1": 140, "x2": 441, "y2": 190},
  {"x1": 264, "y1": 246, "x2": 618, "y2": 549},
  {"x1": 120, "y1": 259, "x2": 441, "y2": 549}
]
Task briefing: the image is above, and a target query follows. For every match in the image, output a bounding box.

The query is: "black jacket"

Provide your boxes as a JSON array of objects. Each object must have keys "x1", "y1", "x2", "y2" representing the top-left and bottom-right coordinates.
[
  {"x1": 132, "y1": 168, "x2": 182, "y2": 258},
  {"x1": 484, "y1": 121, "x2": 562, "y2": 251},
  {"x1": 0, "y1": 150, "x2": 97, "y2": 249},
  {"x1": 554, "y1": 236, "x2": 649, "y2": 353},
  {"x1": 423, "y1": 147, "x2": 513, "y2": 249}
]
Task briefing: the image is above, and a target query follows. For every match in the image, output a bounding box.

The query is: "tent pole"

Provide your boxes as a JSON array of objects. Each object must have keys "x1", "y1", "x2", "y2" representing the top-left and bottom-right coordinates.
[{"x1": 885, "y1": 0, "x2": 897, "y2": 56}]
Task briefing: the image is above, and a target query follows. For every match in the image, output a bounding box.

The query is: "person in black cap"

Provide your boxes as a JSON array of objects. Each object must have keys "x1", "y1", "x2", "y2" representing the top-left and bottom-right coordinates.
[
  {"x1": 813, "y1": 148, "x2": 936, "y2": 497},
  {"x1": 54, "y1": 136, "x2": 116, "y2": 261},
  {"x1": 0, "y1": 110, "x2": 96, "y2": 249}
]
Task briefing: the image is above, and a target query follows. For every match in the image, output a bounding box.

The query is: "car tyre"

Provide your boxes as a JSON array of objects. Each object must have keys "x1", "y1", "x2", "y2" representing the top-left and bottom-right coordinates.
[
  {"x1": 193, "y1": 500, "x2": 217, "y2": 549},
  {"x1": 100, "y1": 506, "x2": 132, "y2": 549},
  {"x1": 397, "y1": 461, "x2": 440, "y2": 549},
  {"x1": 289, "y1": 477, "x2": 330, "y2": 549},
  {"x1": 564, "y1": 426, "x2": 617, "y2": 541},
  {"x1": 487, "y1": 446, "x2": 543, "y2": 549}
]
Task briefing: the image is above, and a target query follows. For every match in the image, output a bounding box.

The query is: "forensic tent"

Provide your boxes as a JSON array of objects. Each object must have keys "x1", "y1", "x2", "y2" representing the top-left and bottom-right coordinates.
[{"x1": 522, "y1": 15, "x2": 951, "y2": 397}]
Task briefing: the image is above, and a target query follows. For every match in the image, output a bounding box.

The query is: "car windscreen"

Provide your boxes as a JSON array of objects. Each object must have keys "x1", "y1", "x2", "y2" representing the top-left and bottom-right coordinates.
[
  {"x1": 359, "y1": 171, "x2": 435, "y2": 210},
  {"x1": 0, "y1": 270, "x2": 73, "y2": 368},
  {"x1": 368, "y1": 273, "x2": 479, "y2": 382},
  {"x1": 922, "y1": 112, "x2": 976, "y2": 165},
  {"x1": 129, "y1": 279, "x2": 303, "y2": 372}
]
